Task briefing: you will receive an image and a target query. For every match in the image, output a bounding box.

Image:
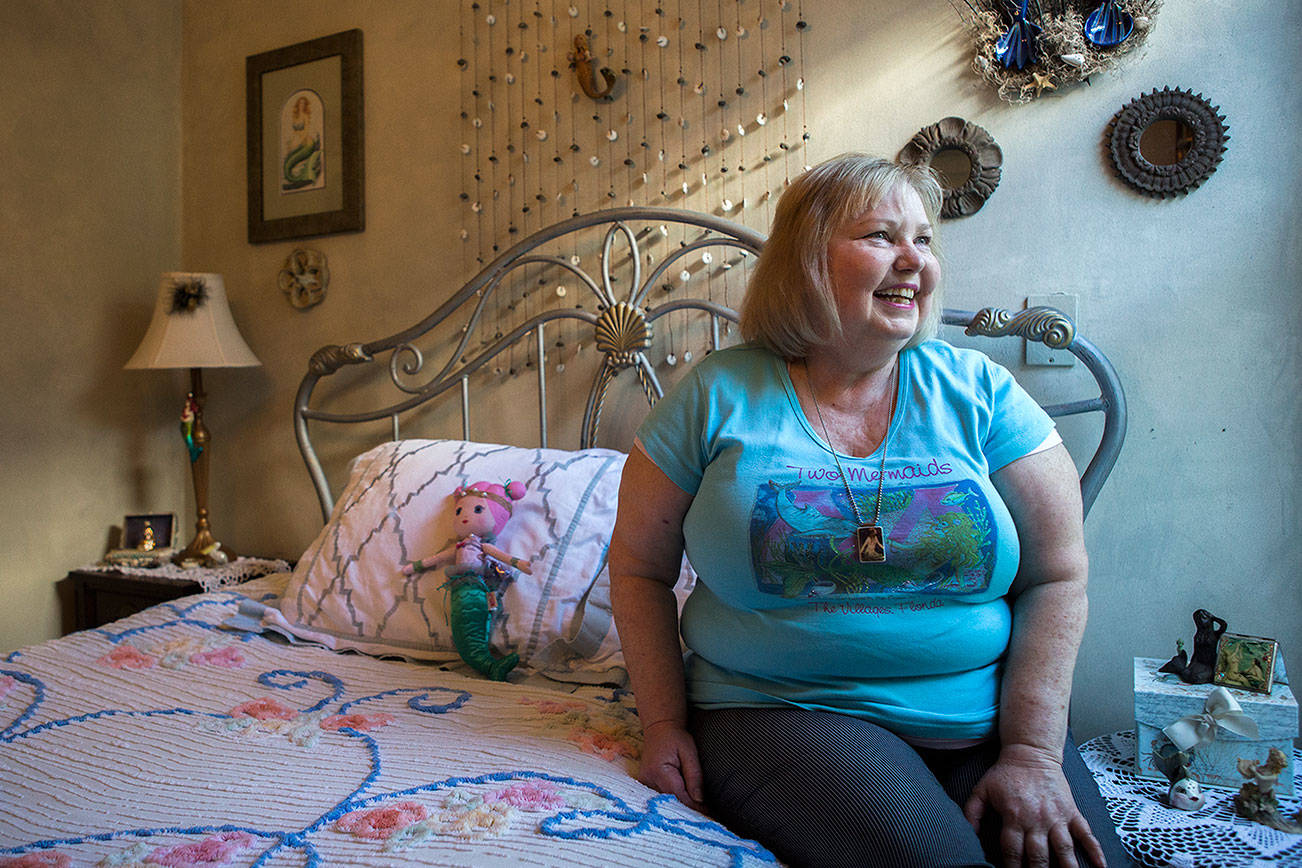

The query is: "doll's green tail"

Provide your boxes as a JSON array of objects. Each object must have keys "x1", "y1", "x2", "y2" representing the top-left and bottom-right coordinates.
[{"x1": 447, "y1": 575, "x2": 519, "y2": 681}]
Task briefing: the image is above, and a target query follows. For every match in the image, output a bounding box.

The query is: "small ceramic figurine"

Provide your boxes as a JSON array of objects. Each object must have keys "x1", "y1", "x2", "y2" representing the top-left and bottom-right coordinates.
[
  {"x1": 1167, "y1": 777, "x2": 1207, "y2": 811},
  {"x1": 202, "y1": 541, "x2": 228, "y2": 567},
  {"x1": 403, "y1": 480, "x2": 534, "y2": 681},
  {"x1": 1159, "y1": 609, "x2": 1227, "y2": 684},
  {"x1": 1234, "y1": 748, "x2": 1302, "y2": 832},
  {"x1": 1153, "y1": 740, "x2": 1206, "y2": 811}
]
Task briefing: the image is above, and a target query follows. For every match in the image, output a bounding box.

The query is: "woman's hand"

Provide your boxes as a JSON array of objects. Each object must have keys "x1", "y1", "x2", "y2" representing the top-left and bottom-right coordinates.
[
  {"x1": 963, "y1": 743, "x2": 1106, "y2": 868},
  {"x1": 637, "y1": 720, "x2": 706, "y2": 812}
]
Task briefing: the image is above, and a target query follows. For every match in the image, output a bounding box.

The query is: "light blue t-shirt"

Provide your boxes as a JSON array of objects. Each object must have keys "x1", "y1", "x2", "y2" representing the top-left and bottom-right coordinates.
[{"x1": 635, "y1": 341, "x2": 1056, "y2": 740}]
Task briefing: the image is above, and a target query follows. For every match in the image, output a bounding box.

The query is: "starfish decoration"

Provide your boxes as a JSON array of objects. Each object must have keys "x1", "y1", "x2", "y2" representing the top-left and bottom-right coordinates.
[{"x1": 1021, "y1": 71, "x2": 1057, "y2": 98}]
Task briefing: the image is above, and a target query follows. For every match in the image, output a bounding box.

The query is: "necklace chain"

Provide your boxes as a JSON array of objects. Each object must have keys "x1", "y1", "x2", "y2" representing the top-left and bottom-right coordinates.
[{"x1": 805, "y1": 360, "x2": 896, "y2": 530}]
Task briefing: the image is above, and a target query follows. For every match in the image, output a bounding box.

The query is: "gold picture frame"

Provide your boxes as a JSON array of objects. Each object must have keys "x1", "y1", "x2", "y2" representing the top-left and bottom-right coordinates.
[
  {"x1": 1213, "y1": 632, "x2": 1278, "y2": 694},
  {"x1": 246, "y1": 29, "x2": 365, "y2": 244}
]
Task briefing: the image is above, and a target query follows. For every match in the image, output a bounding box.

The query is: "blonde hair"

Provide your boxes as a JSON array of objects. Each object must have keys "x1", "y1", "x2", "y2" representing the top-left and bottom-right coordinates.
[{"x1": 740, "y1": 153, "x2": 945, "y2": 360}]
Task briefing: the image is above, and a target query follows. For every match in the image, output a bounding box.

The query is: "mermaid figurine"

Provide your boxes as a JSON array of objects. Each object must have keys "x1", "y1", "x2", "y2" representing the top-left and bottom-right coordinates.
[{"x1": 402, "y1": 480, "x2": 534, "y2": 681}]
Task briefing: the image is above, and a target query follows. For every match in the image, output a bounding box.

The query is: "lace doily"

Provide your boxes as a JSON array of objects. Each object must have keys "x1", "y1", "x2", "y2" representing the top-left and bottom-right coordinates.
[
  {"x1": 1080, "y1": 731, "x2": 1302, "y2": 867},
  {"x1": 83, "y1": 557, "x2": 292, "y2": 592}
]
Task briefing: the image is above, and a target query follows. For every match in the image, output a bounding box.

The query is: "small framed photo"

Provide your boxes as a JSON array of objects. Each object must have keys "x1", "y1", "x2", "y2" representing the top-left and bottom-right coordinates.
[
  {"x1": 246, "y1": 29, "x2": 364, "y2": 243},
  {"x1": 1213, "y1": 633, "x2": 1278, "y2": 694},
  {"x1": 123, "y1": 513, "x2": 175, "y2": 552}
]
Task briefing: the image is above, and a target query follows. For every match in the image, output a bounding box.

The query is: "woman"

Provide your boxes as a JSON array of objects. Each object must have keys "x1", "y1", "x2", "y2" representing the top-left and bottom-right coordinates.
[{"x1": 609, "y1": 154, "x2": 1127, "y2": 867}]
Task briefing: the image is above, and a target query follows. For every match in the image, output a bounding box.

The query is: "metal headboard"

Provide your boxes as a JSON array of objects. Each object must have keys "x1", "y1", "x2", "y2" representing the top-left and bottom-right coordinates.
[{"x1": 295, "y1": 207, "x2": 1125, "y2": 522}]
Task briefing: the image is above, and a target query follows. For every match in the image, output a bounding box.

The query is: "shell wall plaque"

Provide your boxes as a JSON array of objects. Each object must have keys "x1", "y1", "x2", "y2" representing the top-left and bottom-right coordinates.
[{"x1": 279, "y1": 248, "x2": 330, "y2": 309}]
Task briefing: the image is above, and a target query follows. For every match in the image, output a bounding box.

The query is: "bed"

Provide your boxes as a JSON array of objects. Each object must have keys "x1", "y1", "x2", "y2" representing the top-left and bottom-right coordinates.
[{"x1": 1, "y1": 208, "x2": 1125, "y2": 866}]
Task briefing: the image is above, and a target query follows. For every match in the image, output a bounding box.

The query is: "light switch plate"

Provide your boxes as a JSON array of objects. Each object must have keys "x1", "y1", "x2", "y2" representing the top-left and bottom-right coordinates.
[{"x1": 1026, "y1": 293, "x2": 1077, "y2": 367}]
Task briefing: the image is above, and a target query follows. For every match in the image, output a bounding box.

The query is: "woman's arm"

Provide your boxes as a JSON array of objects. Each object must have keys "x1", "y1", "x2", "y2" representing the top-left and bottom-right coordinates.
[
  {"x1": 964, "y1": 443, "x2": 1107, "y2": 868},
  {"x1": 609, "y1": 445, "x2": 704, "y2": 810}
]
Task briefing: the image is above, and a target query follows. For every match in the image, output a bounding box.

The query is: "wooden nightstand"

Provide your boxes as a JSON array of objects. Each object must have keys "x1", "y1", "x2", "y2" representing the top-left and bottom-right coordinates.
[{"x1": 64, "y1": 568, "x2": 203, "y2": 633}]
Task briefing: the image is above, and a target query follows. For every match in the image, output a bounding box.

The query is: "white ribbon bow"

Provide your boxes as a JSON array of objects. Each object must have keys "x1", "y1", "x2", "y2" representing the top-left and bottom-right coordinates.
[{"x1": 1162, "y1": 686, "x2": 1260, "y2": 752}]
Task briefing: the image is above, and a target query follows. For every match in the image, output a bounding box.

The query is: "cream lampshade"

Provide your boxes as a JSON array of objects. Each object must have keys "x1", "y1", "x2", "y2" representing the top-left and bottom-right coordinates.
[{"x1": 126, "y1": 272, "x2": 260, "y2": 565}]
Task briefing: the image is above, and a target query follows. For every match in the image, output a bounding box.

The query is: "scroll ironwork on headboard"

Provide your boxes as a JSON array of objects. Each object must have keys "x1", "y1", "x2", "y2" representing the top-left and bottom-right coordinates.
[
  {"x1": 946, "y1": 306, "x2": 1126, "y2": 517},
  {"x1": 295, "y1": 208, "x2": 1125, "y2": 523},
  {"x1": 295, "y1": 207, "x2": 764, "y2": 517}
]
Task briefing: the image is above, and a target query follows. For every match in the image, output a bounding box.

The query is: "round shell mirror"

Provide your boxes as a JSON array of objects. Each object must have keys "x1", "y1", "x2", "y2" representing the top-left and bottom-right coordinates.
[
  {"x1": 1106, "y1": 87, "x2": 1229, "y2": 198},
  {"x1": 897, "y1": 117, "x2": 1003, "y2": 219}
]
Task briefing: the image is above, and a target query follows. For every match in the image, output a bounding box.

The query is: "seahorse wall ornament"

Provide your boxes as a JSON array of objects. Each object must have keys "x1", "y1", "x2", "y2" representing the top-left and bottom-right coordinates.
[{"x1": 570, "y1": 33, "x2": 617, "y2": 100}]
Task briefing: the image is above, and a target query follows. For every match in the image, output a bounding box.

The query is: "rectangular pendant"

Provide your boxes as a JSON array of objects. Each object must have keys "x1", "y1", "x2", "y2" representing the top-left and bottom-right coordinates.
[{"x1": 856, "y1": 525, "x2": 886, "y2": 563}]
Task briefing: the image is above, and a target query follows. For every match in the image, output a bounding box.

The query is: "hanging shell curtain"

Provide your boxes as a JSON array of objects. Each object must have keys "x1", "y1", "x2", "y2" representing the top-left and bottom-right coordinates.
[{"x1": 457, "y1": 0, "x2": 809, "y2": 267}]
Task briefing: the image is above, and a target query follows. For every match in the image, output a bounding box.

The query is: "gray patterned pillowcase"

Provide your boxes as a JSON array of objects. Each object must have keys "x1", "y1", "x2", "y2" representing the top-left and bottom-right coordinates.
[{"x1": 264, "y1": 439, "x2": 652, "y2": 677}]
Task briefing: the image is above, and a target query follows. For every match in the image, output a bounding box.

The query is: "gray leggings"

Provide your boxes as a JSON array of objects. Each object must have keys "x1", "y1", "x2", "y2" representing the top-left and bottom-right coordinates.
[{"x1": 690, "y1": 707, "x2": 1132, "y2": 868}]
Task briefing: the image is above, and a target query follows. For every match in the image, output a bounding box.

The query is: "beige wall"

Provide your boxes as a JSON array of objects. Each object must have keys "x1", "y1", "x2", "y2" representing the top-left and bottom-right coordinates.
[
  {"x1": 3, "y1": 0, "x2": 1299, "y2": 742},
  {"x1": 0, "y1": 0, "x2": 184, "y2": 647},
  {"x1": 180, "y1": 2, "x2": 466, "y2": 565}
]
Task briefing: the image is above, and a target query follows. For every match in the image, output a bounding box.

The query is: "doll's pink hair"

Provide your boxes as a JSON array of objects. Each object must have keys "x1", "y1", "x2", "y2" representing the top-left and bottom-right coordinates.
[{"x1": 455, "y1": 479, "x2": 526, "y2": 535}]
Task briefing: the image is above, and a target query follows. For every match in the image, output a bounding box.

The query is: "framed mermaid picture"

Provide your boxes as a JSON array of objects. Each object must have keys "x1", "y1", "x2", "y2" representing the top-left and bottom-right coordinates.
[
  {"x1": 280, "y1": 89, "x2": 326, "y2": 194},
  {"x1": 246, "y1": 29, "x2": 364, "y2": 243}
]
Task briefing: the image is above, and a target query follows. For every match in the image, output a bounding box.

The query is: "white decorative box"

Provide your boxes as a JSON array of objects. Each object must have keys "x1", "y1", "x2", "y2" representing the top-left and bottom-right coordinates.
[{"x1": 1133, "y1": 657, "x2": 1298, "y2": 795}]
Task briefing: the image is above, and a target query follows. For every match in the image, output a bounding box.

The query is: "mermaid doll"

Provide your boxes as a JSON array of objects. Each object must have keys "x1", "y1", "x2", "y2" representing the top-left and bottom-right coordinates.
[{"x1": 402, "y1": 480, "x2": 534, "y2": 680}]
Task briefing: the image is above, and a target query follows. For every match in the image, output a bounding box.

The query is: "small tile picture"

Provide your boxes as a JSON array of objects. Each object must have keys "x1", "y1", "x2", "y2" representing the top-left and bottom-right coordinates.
[{"x1": 1213, "y1": 633, "x2": 1278, "y2": 694}]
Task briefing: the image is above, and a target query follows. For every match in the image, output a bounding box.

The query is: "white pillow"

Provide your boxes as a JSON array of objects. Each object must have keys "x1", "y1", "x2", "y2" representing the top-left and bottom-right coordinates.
[{"x1": 262, "y1": 439, "x2": 652, "y2": 676}]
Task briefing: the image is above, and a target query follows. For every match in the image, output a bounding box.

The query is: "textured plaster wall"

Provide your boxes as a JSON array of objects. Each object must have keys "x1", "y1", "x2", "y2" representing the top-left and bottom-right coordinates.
[
  {"x1": 0, "y1": 0, "x2": 184, "y2": 649},
  {"x1": 2, "y1": 0, "x2": 1296, "y2": 743}
]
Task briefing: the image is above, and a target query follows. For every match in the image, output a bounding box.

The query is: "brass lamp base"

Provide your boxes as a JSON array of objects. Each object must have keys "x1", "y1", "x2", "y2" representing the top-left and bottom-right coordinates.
[
  {"x1": 172, "y1": 516, "x2": 237, "y2": 567},
  {"x1": 172, "y1": 367, "x2": 237, "y2": 568}
]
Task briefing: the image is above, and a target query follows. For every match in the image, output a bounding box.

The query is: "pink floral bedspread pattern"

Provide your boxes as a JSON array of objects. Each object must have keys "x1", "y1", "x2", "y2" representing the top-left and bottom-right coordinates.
[{"x1": 0, "y1": 591, "x2": 774, "y2": 867}]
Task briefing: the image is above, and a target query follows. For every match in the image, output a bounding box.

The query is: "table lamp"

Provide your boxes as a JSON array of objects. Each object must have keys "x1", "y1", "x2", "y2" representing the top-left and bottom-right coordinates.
[{"x1": 125, "y1": 272, "x2": 261, "y2": 565}]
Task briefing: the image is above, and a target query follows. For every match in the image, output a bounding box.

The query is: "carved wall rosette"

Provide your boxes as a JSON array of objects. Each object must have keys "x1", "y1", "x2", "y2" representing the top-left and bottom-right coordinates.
[{"x1": 279, "y1": 248, "x2": 330, "y2": 309}]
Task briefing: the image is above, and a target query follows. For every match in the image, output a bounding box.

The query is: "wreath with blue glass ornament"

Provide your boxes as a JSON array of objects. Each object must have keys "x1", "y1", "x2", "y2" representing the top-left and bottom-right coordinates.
[{"x1": 952, "y1": 0, "x2": 1162, "y2": 104}]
